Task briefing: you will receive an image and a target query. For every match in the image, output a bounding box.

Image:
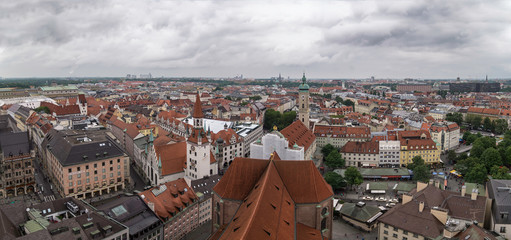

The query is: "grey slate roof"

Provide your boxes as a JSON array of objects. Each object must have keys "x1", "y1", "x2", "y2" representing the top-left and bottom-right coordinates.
[
  {"x1": 0, "y1": 131, "x2": 30, "y2": 158},
  {"x1": 43, "y1": 129, "x2": 126, "y2": 167},
  {"x1": 487, "y1": 179, "x2": 511, "y2": 225},
  {"x1": 94, "y1": 195, "x2": 161, "y2": 236}
]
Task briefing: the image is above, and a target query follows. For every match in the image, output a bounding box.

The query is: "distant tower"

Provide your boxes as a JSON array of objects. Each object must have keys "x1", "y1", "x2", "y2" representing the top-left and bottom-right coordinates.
[{"x1": 298, "y1": 73, "x2": 310, "y2": 129}]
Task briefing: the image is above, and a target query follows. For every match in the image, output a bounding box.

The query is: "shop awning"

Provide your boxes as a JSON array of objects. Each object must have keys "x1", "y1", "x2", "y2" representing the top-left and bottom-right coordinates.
[{"x1": 371, "y1": 190, "x2": 386, "y2": 194}]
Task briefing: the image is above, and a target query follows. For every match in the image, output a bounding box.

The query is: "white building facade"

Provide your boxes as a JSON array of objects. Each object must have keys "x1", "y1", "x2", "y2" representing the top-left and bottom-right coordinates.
[{"x1": 250, "y1": 131, "x2": 304, "y2": 160}]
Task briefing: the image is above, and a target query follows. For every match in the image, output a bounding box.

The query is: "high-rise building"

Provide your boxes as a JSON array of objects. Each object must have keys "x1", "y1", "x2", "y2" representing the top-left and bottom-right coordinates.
[{"x1": 298, "y1": 73, "x2": 310, "y2": 129}]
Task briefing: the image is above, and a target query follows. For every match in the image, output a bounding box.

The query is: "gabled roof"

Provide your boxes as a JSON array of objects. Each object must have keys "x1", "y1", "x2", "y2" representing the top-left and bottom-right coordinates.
[
  {"x1": 214, "y1": 160, "x2": 296, "y2": 240},
  {"x1": 40, "y1": 102, "x2": 81, "y2": 116},
  {"x1": 211, "y1": 157, "x2": 331, "y2": 240},
  {"x1": 280, "y1": 120, "x2": 315, "y2": 153}
]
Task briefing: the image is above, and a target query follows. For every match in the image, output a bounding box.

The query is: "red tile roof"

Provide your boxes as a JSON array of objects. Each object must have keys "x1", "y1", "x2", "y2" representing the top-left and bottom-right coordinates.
[
  {"x1": 40, "y1": 102, "x2": 81, "y2": 116},
  {"x1": 155, "y1": 142, "x2": 187, "y2": 176},
  {"x1": 138, "y1": 178, "x2": 198, "y2": 220},
  {"x1": 211, "y1": 157, "x2": 331, "y2": 239},
  {"x1": 280, "y1": 120, "x2": 316, "y2": 153},
  {"x1": 341, "y1": 141, "x2": 379, "y2": 154}
]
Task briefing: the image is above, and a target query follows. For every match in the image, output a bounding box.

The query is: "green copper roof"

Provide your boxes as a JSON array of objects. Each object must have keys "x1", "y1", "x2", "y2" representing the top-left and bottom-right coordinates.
[{"x1": 299, "y1": 73, "x2": 310, "y2": 91}]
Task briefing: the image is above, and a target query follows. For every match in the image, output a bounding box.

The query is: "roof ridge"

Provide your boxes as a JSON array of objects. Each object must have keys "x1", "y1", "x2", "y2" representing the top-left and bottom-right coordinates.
[{"x1": 236, "y1": 159, "x2": 275, "y2": 239}]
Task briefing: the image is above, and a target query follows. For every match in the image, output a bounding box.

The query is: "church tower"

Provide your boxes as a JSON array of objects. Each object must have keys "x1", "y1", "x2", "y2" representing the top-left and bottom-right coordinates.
[
  {"x1": 185, "y1": 92, "x2": 217, "y2": 183},
  {"x1": 298, "y1": 73, "x2": 310, "y2": 129}
]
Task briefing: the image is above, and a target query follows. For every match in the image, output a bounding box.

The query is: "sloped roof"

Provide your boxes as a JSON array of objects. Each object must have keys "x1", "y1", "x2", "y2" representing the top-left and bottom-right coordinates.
[
  {"x1": 213, "y1": 158, "x2": 270, "y2": 200},
  {"x1": 40, "y1": 102, "x2": 81, "y2": 116},
  {"x1": 273, "y1": 160, "x2": 333, "y2": 204},
  {"x1": 214, "y1": 160, "x2": 296, "y2": 240},
  {"x1": 155, "y1": 142, "x2": 187, "y2": 176},
  {"x1": 138, "y1": 178, "x2": 197, "y2": 221},
  {"x1": 339, "y1": 203, "x2": 381, "y2": 222},
  {"x1": 192, "y1": 93, "x2": 204, "y2": 118},
  {"x1": 280, "y1": 120, "x2": 315, "y2": 153}
]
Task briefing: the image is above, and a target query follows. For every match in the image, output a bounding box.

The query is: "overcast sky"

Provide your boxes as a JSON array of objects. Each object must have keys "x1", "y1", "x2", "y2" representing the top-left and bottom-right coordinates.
[{"x1": 1, "y1": 0, "x2": 511, "y2": 79}]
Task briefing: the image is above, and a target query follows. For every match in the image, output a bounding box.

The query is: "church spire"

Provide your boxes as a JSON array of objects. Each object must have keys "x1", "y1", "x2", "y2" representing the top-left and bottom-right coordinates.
[{"x1": 192, "y1": 92, "x2": 204, "y2": 119}]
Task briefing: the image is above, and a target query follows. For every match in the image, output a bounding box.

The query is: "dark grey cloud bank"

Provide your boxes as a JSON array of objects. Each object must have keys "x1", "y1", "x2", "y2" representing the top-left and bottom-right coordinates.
[{"x1": 1, "y1": 0, "x2": 510, "y2": 79}]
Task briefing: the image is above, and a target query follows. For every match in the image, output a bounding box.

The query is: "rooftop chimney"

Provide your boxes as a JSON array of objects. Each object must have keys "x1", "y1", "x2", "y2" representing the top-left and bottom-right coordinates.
[
  {"x1": 147, "y1": 201, "x2": 155, "y2": 212},
  {"x1": 471, "y1": 189, "x2": 478, "y2": 200},
  {"x1": 419, "y1": 201, "x2": 425, "y2": 213},
  {"x1": 461, "y1": 185, "x2": 466, "y2": 197}
]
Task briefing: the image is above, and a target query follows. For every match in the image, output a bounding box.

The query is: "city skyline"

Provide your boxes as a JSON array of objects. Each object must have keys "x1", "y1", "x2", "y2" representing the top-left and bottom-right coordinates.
[{"x1": 1, "y1": 1, "x2": 511, "y2": 79}]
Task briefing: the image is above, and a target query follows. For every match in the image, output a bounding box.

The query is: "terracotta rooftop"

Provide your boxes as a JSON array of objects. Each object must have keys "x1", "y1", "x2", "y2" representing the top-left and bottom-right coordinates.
[
  {"x1": 279, "y1": 120, "x2": 315, "y2": 152},
  {"x1": 155, "y1": 142, "x2": 187, "y2": 176},
  {"x1": 138, "y1": 178, "x2": 197, "y2": 221},
  {"x1": 211, "y1": 157, "x2": 331, "y2": 240},
  {"x1": 341, "y1": 141, "x2": 379, "y2": 154}
]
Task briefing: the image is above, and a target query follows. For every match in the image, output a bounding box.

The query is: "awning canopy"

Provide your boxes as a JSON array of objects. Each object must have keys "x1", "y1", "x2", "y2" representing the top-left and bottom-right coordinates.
[{"x1": 371, "y1": 190, "x2": 386, "y2": 194}]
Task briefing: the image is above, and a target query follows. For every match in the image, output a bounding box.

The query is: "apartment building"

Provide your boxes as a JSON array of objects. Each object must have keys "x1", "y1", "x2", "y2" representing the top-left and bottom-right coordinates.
[
  {"x1": 378, "y1": 181, "x2": 487, "y2": 240},
  {"x1": 42, "y1": 129, "x2": 129, "y2": 199},
  {"x1": 139, "y1": 178, "x2": 200, "y2": 240},
  {"x1": 341, "y1": 141, "x2": 379, "y2": 167},
  {"x1": 314, "y1": 125, "x2": 371, "y2": 149},
  {"x1": 0, "y1": 122, "x2": 36, "y2": 198},
  {"x1": 378, "y1": 140, "x2": 401, "y2": 168},
  {"x1": 429, "y1": 122, "x2": 460, "y2": 152}
]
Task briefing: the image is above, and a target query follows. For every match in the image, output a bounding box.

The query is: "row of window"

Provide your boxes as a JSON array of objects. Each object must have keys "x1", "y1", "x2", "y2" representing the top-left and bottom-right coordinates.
[{"x1": 67, "y1": 159, "x2": 122, "y2": 173}]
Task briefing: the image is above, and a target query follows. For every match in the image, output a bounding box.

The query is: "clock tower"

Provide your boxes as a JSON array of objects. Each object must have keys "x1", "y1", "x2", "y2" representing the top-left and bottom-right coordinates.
[
  {"x1": 298, "y1": 73, "x2": 310, "y2": 129},
  {"x1": 185, "y1": 92, "x2": 217, "y2": 184}
]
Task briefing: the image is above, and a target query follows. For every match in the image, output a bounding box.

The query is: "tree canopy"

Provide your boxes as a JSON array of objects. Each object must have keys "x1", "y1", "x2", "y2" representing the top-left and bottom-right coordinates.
[
  {"x1": 324, "y1": 150, "x2": 345, "y2": 169},
  {"x1": 324, "y1": 171, "x2": 346, "y2": 190},
  {"x1": 345, "y1": 167, "x2": 363, "y2": 187},
  {"x1": 408, "y1": 156, "x2": 430, "y2": 183},
  {"x1": 263, "y1": 109, "x2": 296, "y2": 130}
]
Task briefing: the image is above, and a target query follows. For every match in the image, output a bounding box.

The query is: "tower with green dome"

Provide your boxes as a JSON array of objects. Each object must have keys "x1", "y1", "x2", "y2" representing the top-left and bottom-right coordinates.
[{"x1": 298, "y1": 73, "x2": 310, "y2": 129}]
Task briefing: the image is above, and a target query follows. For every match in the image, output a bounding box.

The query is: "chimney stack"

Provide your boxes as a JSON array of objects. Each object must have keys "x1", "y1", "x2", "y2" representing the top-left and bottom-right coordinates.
[
  {"x1": 461, "y1": 185, "x2": 466, "y2": 197},
  {"x1": 471, "y1": 189, "x2": 478, "y2": 200},
  {"x1": 147, "y1": 201, "x2": 155, "y2": 212},
  {"x1": 419, "y1": 201, "x2": 425, "y2": 213}
]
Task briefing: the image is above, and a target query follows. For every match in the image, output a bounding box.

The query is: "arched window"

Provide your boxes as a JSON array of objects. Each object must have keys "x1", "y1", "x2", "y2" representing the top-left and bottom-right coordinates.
[
  {"x1": 216, "y1": 213, "x2": 221, "y2": 225},
  {"x1": 321, "y1": 207, "x2": 328, "y2": 216},
  {"x1": 216, "y1": 202, "x2": 220, "y2": 211},
  {"x1": 321, "y1": 218, "x2": 327, "y2": 231}
]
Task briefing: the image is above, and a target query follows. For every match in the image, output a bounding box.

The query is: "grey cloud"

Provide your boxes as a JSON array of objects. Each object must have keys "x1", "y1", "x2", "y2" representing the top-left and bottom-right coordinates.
[{"x1": 0, "y1": 0, "x2": 510, "y2": 78}]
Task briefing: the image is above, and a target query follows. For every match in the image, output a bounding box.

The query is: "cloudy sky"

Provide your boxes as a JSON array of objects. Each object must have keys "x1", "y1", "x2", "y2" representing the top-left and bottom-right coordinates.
[{"x1": 1, "y1": 0, "x2": 511, "y2": 79}]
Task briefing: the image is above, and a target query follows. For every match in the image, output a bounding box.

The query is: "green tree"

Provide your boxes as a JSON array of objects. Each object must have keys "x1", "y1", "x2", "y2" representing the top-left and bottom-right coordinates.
[
  {"x1": 263, "y1": 109, "x2": 282, "y2": 130},
  {"x1": 490, "y1": 166, "x2": 511, "y2": 180},
  {"x1": 483, "y1": 117, "x2": 494, "y2": 132},
  {"x1": 462, "y1": 131, "x2": 472, "y2": 141},
  {"x1": 446, "y1": 112, "x2": 463, "y2": 126},
  {"x1": 494, "y1": 119, "x2": 509, "y2": 134},
  {"x1": 343, "y1": 99, "x2": 355, "y2": 109},
  {"x1": 325, "y1": 150, "x2": 345, "y2": 169},
  {"x1": 249, "y1": 95, "x2": 262, "y2": 101},
  {"x1": 280, "y1": 111, "x2": 297, "y2": 130},
  {"x1": 474, "y1": 137, "x2": 496, "y2": 149},
  {"x1": 505, "y1": 146, "x2": 511, "y2": 166},
  {"x1": 465, "y1": 163, "x2": 488, "y2": 184},
  {"x1": 470, "y1": 143, "x2": 485, "y2": 158},
  {"x1": 34, "y1": 106, "x2": 50, "y2": 114},
  {"x1": 447, "y1": 150, "x2": 457, "y2": 164},
  {"x1": 455, "y1": 157, "x2": 479, "y2": 176},
  {"x1": 480, "y1": 148, "x2": 503, "y2": 172},
  {"x1": 335, "y1": 96, "x2": 343, "y2": 103},
  {"x1": 321, "y1": 144, "x2": 335, "y2": 158},
  {"x1": 471, "y1": 115, "x2": 483, "y2": 129},
  {"x1": 345, "y1": 166, "x2": 363, "y2": 189},
  {"x1": 408, "y1": 156, "x2": 430, "y2": 182},
  {"x1": 324, "y1": 171, "x2": 346, "y2": 190}
]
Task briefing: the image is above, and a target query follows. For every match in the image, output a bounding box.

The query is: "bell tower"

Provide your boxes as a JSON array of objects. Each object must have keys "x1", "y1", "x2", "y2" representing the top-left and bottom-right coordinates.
[{"x1": 298, "y1": 73, "x2": 310, "y2": 129}]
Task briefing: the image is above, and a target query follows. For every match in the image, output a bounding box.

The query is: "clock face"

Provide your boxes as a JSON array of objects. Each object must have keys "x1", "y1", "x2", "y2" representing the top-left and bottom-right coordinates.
[{"x1": 191, "y1": 146, "x2": 195, "y2": 151}]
